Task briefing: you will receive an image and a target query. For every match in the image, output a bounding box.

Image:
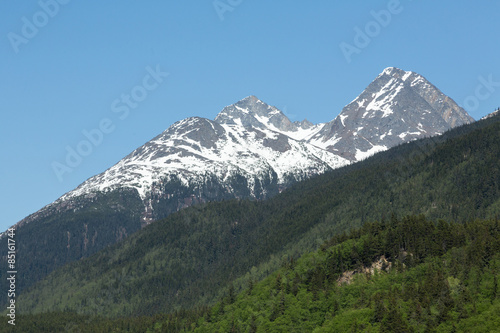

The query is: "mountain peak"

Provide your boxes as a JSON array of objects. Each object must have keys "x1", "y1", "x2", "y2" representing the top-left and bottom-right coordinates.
[
  {"x1": 380, "y1": 67, "x2": 416, "y2": 82},
  {"x1": 242, "y1": 95, "x2": 260, "y2": 102},
  {"x1": 215, "y1": 96, "x2": 296, "y2": 132},
  {"x1": 233, "y1": 95, "x2": 263, "y2": 108},
  {"x1": 308, "y1": 67, "x2": 474, "y2": 160},
  {"x1": 232, "y1": 95, "x2": 269, "y2": 112},
  {"x1": 382, "y1": 66, "x2": 404, "y2": 75}
]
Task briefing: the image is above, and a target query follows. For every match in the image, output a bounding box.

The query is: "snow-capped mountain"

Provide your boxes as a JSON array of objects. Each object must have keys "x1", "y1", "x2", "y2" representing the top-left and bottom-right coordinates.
[
  {"x1": 14, "y1": 67, "x2": 475, "y2": 229},
  {"x1": 18, "y1": 95, "x2": 351, "y2": 232},
  {"x1": 54, "y1": 96, "x2": 348, "y2": 223},
  {"x1": 5, "y1": 67, "x2": 476, "y2": 296},
  {"x1": 308, "y1": 67, "x2": 474, "y2": 160}
]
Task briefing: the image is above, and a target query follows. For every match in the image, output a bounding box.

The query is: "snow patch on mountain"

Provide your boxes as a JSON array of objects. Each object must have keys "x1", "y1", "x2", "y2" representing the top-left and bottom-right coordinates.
[{"x1": 355, "y1": 145, "x2": 387, "y2": 161}]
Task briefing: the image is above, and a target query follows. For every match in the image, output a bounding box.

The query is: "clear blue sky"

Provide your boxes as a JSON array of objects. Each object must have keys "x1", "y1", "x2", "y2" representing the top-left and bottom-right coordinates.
[{"x1": 1, "y1": 1, "x2": 499, "y2": 231}]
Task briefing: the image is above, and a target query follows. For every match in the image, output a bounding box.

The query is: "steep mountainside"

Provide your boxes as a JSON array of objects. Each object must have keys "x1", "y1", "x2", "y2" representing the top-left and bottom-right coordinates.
[
  {"x1": 19, "y1": 96, "x2": 348, "y2": 228},
  {"x1": 1, "y1": 67, "x2": 474, "y2": 298},
  {"x1": 16, "y1": 113, "x2": 500, "y2": 317}
]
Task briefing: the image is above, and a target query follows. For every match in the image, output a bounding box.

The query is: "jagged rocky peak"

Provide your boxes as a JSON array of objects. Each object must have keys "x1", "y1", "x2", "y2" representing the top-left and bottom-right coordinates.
[
  {"x1": 380, "y1": 66, "x2": 412, "y2": 78},
  {"x1": 377, "y1": 67, "x2": 474, "y2": 126},
  {"x1": 308, "y1": 67, "x2": 474, "y2": 161},
  {"x1": 215, "y1": 95, "x2": 296, "y2": 132},
  {"x1": 294, "y1": 119, "x2": 314, "y2": 129},
  {"x1": 377, "y1": 67, "x2": 428, "y2": 86}
]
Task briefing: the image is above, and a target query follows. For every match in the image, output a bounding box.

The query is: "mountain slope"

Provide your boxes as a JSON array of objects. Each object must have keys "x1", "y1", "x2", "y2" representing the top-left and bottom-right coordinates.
[
  {"x1": 9, "y1": 216, "x2": 500, "y2": 332},
  {"x1": 1, "y1": 97, "x2": 349, "y2": 297},
  {"x1": 482, "y1": 107, "x2": 500, "y2": 120},
  {"x1": 0, "y1": 67, "x2": 474, "y2": 298},
  {"x1": 16, "y1": 113, "x2": 500, "y2": 317},
  {"x1": 25, "y1": 96, "x2": 349, "y2": 227},
  {"x1": 185, "y1": 216, "x2": 500, "y2": 332}
]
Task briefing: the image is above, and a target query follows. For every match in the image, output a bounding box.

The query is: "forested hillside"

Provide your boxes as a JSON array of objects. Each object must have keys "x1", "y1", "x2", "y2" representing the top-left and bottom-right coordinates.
[
  {"x1": 0, "y1": 188, "x2": 145, "y2": 296},
  {"x1": 171, "y1": 216, "x2": 500, "y2": 332},
  {"x1": 14, "y1": 114, "x2": 500, "y2": 319},
  {"x1": 7, "y1": 216, "x2": 500, "y2": 332}
]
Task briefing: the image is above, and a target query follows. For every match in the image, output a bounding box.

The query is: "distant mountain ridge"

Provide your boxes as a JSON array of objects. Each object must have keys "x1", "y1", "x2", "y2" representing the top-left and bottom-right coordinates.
[
  {"x1": 2, "y1": 67, "x2": 474, "y2": 296},
  {"x1": 482, "y1": 107, "x2": 500, "y2": 120}
]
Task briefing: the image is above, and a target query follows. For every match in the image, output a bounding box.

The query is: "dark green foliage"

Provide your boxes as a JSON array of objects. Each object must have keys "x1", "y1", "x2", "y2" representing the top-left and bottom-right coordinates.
[
  {"x1": 17, "y1": 200, "x2": 270, "y2": 317},
  {"x1": 0, "y1": 188, "x2": 144, "y2": 296},
  {"x1": 149, "y1": 171, "x2": 280, "y2": 221},
  {"x1": 181, "y1": 216, "x2": 500, "y2": 332},
  {"x1": 10, "y1": 216, "x2": 499, "y2": 332},
  {"x1": 0, "y1": 311, "x2": 182, "y2": 333}
]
